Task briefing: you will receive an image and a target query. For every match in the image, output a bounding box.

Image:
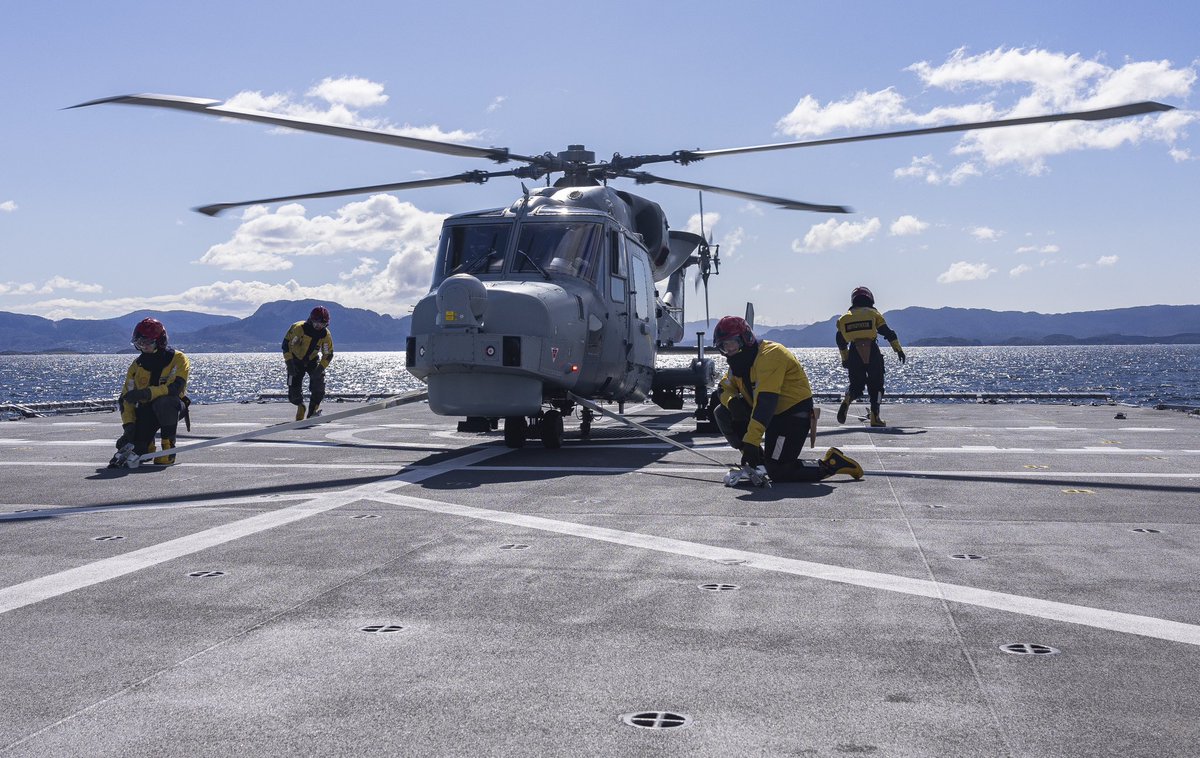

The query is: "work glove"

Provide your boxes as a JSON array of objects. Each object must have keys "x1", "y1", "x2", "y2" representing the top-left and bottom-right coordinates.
[
  {"x1": 740, "y1": 442, "x2": 765, "y2": 468},
  {"x1": 896, "y1": 349, "x2": 907, "y2": 364},
  {"x1": 115, "y1": 423, "x2": 135, "y2": 449},
  {"x1": 122, "y1": 388, "x2": 151, "y2": 405}
]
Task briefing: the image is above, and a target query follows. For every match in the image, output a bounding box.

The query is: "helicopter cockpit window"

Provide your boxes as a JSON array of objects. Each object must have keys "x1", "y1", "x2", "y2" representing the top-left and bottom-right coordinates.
[
  {"x1": 609, "y1": 231, "x2": 627, "y2": 302},
  {"x1": 513, "y1": 222, "x2": 603, "y2": 283},
  {"x1": 440, "y1": 223, "x2": 512, "y2": 278}
]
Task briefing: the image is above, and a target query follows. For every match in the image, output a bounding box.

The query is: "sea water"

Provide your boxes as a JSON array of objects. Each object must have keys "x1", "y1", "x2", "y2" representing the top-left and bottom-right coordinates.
[{"x1": 1, "y1": 345, "x2": 1197, "y2": 407}]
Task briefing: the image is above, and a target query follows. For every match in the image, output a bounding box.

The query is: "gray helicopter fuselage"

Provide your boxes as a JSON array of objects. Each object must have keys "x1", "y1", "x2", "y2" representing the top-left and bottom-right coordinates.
[{"x1": 407, "y1": 185, "x2": 667, "y2": 417}]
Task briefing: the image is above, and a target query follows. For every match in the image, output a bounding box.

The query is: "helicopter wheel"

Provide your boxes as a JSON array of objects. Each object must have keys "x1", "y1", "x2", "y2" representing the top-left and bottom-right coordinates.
[
  {"x1": 541, "y1": 409, "x2": 564, "y2": 449},
  {"x1": 503, "y1": 416, "x2": 528, "y2": 448}
]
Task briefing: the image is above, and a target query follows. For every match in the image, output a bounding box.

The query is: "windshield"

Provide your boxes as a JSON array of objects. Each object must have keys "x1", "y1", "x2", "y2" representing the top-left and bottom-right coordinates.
[
  {"x1": 513, "y1": 222, "x2": 604, "y2": 283},
  {"x1": 439, "y1": 223, "x2": 512, "y2": 278}
]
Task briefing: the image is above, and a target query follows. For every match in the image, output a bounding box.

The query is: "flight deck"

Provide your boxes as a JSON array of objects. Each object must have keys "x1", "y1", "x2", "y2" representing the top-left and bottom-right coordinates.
[{"x1": 1, "y1": 400, "x2": 1198, "y2": 757}]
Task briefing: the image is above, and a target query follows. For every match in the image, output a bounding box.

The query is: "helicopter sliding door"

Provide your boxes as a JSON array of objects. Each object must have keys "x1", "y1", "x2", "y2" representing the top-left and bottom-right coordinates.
[{"x1": 624, "y1": 234, "x2": 656, "y2": 400}]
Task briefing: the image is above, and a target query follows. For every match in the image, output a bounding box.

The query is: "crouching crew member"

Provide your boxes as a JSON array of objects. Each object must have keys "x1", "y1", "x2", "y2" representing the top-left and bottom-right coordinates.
[
  {"x1": 110, "y1": 318, "x2": 190, "y2": 467},
  {"x1": 835, "y1": 286, "x2": 906, "y2": 427},
  {"x1": 711, "y1": 316, "x2": 863, "y2": 482},
  {"x1": 283, "y1": 305, "x2": 334, "y2": 421}
]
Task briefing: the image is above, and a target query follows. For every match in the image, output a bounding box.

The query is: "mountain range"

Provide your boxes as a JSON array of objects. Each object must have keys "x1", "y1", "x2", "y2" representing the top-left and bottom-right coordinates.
[
  {"x1": 745, "y1": 304, "x2": 1200, "y2": 347},
  {"x1": 0, "y1": 302, "x2": 1196, "y2": 354},
  {"x1": 0, "y1": 300, "x2": 411, "y2": 354}
]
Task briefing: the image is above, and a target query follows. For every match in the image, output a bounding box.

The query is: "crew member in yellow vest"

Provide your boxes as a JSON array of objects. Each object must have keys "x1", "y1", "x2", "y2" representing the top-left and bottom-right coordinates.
[
  {"x1": 110, "y1": 318, "x2": 190, "y2": 467},
  {"x1": 835, "y1": 286, "x2": 906, "y2": 427},
  {"x1": 283, "y1": 306, "x2": 335, "y2": 421},
  {"x1": 712, "y1": 316, "x2": 862, "y2": 482}
]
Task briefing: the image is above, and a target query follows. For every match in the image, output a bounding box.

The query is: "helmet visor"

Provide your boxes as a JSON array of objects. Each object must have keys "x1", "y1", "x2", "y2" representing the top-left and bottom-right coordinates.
[
  {"x1": 132, "y1": 335, "x2": 157, "y2": 351},
  {"x1": 716, "y1": 336, "x2": 743, "y2": 357},
  {"x1": 310, "y1": 319, "x2": 328, "y2": 329}
]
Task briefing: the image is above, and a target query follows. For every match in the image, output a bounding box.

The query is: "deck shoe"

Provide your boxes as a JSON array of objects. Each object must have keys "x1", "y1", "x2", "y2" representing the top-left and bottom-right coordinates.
[
  {"x1": 869, "y1": 413, "x2": 887, "y2": 427},
  {"x1": 821, "y1": 447, "x2": 863, "y2": 480},
  {"x1": 154, "y1": 437, "x2": 176, "y2": 465},
  {"x1": 295, "y1": 404, "x2": 306, "y2": 421},
  {"x1": 836, "y1": 398, "x2": 850, "y2": 425},
  {"x1": 307, "y1": 403, "x2": 322, "y2": 419}
]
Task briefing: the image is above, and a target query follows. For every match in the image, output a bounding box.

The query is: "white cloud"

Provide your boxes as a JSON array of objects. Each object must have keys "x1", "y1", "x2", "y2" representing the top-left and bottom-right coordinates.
[
  {"x1": 0, "y1": 200, "x2": 16, "y2": 212},
  {"x1": 1072, "y1": 255, "x2": 1117, "y2": 270},
  {"x1": 199, "y1": 195, "x2": 446, "y2": 278},
  {"x1": 0, "y1": 276, "x2": 103, "y2": 296},
  {"x1": 5, "y1": 193, "x2": 447, "y2": 319},
  {"x1": 1009, "y1": 263, "x2": 1033, "y2": 277},
  {"x1": 306, "y1": 76, "x2": 388, "y2": 108},
  {"x1": 339, "y1": 257, "x2": 380, "y2": 281},
  {"x1": 685, "y1": 212, "x2": 720, "y2": 237},
  {"x1": 1015, "y1": 243, "x2": 1060, "y2": 254},
  {"x1": 894, "y1": 154, "x2": 982, "y2": 185},
  {"x1": 739, "y1": 202, "x2": 766, "y2": 216},
  {"x1": 486, "y1": 96, "x2": 506, "y2": 114},
  {"x1": 793, "y1": 217, "x2": 881, "y2": 253},
  {"x1": 0, "y1": 281, "x2": 37, "y2": 295},
  {"x1": 224, "y1": 78, "x2": 482, "y2": 143},
  {"x1": 889, "y1": 215, "x2": 929, "y2": 236},
  {"x1": 721, "y1": 226, "x2": 746, "y2": 258},
  {"x1": 937, "y1": 261, "x2": 996, "y2": 283},
  {"x1": 970, "y1": 226, "x2": 1000, "y2": 241},
  {"x1": 778, "y1": 47, "x2": 1196, "y2": 178},
  {"x1": 40, "y1": 276, "x2": 103, "y2": 294}
]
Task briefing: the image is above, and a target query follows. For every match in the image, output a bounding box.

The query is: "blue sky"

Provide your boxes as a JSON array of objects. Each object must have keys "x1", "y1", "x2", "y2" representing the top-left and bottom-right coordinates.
[{"x1": 2, "y1": 0, "x2": 1196, "y2": 326}]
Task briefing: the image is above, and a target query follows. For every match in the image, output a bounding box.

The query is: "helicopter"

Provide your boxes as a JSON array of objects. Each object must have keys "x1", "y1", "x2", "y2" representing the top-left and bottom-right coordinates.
[{"x1": 73, "y1": 93, "x2": 1174, "y2": 448}]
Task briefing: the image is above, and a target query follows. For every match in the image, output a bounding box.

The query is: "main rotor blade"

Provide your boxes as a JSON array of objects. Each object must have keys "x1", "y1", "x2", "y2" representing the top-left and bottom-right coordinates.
[
  {"x1": 624, "y1": 171, "x2": 851, "y2": 213},
  {"x1": 194, "y1": 170, "x2": 517, "y2": 216},
  {"x1": 71, "y1": 93, "x2": 538, "y2": 164},
  {"x1": 685, "y1": 101, "x2": 1175, "y2": 160}
]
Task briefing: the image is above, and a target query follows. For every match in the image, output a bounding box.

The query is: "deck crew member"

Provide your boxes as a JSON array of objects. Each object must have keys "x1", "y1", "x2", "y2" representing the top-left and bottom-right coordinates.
[
  {"x1": 712, "y1": 315, "x2": 863, "y2": 482},
  {"x1": 111, "y1": 318, "x2": 190, "y2": 467},
  {"x1": 835, "y1": 286, "x2": 905, "y2": 427},
  {"x1": 283, "y1": 306, "x2": 334, "y2": 421}
]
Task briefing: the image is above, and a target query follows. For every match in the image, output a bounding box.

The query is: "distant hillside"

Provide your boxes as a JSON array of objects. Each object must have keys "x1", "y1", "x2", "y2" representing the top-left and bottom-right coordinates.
[
  {"x1": 736, "y1": 304, "x2": 1200, "y2": 347},
  {"x1": 0, "y1": 301, "x2": 408, "y2": 353},
  {"x1": 2, "y1": 302, "x2": 1196, "y2": 353},
  {"x1": 180, "y1": 300, "x2": 410, "y2": 352},
  {"x1": 0, "y1": 309, "x2": 238, "y2": 353}
]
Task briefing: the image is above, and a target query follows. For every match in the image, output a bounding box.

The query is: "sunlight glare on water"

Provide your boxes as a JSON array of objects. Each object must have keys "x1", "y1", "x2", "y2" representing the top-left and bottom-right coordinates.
[{"x1": 1, "y1": 345, "x2": 1197, "y2": 407}]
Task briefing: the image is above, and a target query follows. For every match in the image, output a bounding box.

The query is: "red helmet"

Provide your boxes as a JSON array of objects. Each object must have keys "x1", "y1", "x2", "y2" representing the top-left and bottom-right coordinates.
[
  {"x1": 132, "y1": 317, "x2": 167, "y2": 351},
  {"x1": 712, "y1": 315, "x2": 756, "y2": 357},
  {"x1": 851, "y1": 286, "x2": 875, "y2": 307},
  {"x1": 309, "y1": 306, "x2": 330, "y2": 326}
]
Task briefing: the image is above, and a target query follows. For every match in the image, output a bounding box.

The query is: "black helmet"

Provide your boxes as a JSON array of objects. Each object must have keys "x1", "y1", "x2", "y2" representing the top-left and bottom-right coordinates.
[{"x1": 851, "y1": 286, "x2": 875, "y2": 307}]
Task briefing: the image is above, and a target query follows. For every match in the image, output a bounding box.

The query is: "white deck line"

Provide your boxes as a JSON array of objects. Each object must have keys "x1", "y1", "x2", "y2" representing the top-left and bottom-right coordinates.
[
  {"x1": 0, "y1": 448, "x2": 507, "y2": 615},
  {"x1": 363, "y1": 490, "x2": 1200, "y2": 648}
]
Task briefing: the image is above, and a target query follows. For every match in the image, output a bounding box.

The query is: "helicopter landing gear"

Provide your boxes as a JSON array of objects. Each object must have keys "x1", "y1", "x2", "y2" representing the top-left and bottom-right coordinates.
[
  {"x1": 506, "y1": 410, "x2": 564, "y2": 449},
  {"x1": 539, "y1": 409, "x2": 564, "y2": 449},
  {"x1": 580, "y1": 407, "x2": 595, "y2": 438},
  {"x1": 503, "y1": 416, "x2": 528, "y2": 448}
]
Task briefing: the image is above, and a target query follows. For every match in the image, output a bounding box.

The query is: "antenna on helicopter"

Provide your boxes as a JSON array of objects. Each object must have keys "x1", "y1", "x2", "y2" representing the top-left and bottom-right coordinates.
[{"x1": 695, "y1": 191, "x2": 720, "y2": 328}]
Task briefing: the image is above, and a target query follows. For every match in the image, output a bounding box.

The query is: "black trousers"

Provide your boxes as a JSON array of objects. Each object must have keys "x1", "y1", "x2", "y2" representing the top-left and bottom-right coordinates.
[
  {"x1": 846, "y1": 343, "x2": 885, "y2": 413},
  {"x1": 714, "y1": 396, "x2": 827, "y2": 482},
  {"x1": 132, "y1": 395, "x2": 182, "y2": 455},
  {"x1": 287, "y1": 362, "x2": 326, "y2": 408}
]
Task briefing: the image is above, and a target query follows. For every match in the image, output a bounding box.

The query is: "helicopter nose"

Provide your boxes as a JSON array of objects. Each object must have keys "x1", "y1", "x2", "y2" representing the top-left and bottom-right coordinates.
[{"x1": 436, "y1": 274, "x2": 488, "y2": 328}]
